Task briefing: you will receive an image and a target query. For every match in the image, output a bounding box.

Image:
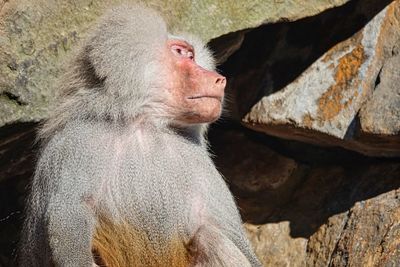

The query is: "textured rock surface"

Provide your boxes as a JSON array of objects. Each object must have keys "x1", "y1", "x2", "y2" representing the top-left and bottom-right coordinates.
[
  {"x1": 220, "y1": 0, "x2": 398, "y2": 156},
  {"x1": 355, "y1": 49, "x2": 400, "y2": 156},
  {"x1": 209, "y1": 124, "x2": 400, "y2": 266},
  {"x1": 309, "y1": 189, "x2": 400, "y2": 266},
  {"x1": 244, "y1": 6, "x2": 388, "y2": 139},
  {"x1": 0, "y1": 0, "x2": 350, "y2": 127},
  {"x1": 0, "y1": 123, "x2": 36, "y2": 266},
  {"x1": 209, "y1": 124, "x2": 305, "y2": 222},
  {"x1": 245, "y1": 222, "x2": 307, "y2": 267},
  {"x1": 326, "y1": 190, "x2": 400, "y2": 266},
  {"x1": 360, "y1": 53, "x2": 400, "y2": 135}
]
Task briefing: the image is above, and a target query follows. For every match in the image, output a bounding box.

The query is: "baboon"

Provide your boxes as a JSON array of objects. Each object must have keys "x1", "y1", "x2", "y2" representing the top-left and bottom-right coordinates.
[{"x1": 19, "y1": 4, "x2": 262, "y2": 267}]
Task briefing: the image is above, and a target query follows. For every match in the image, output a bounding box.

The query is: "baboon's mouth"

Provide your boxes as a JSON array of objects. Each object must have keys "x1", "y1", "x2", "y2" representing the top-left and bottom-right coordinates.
[{"x1": 187, "y1": 95, "x2": 222, "y2": 102}]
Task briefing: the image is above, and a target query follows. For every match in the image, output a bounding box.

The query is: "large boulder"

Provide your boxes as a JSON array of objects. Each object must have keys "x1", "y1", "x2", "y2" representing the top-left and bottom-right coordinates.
[{"x1": 221, "y1": 0, "x2": 399, "y2": 156}]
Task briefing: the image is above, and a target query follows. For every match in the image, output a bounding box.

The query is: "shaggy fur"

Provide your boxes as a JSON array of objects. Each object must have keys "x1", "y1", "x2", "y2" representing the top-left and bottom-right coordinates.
[
  {"x1": 19, "y1": 4, "x2": 261, "y2": 267},
  {"x1": 92, "y1": 215, "x2": 192, "y2": 267}
]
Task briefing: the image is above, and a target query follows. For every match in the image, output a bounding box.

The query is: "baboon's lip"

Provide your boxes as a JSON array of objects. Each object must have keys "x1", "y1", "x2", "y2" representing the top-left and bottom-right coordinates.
[{"x1": 187, "y1": 95, "x2": 222, "y2": 102}]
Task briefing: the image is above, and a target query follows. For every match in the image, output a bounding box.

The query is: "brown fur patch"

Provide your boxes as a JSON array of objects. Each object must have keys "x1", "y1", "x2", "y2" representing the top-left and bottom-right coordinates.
[{"x1": 92, "y1": 215, "x2": 192, "y2": 267}]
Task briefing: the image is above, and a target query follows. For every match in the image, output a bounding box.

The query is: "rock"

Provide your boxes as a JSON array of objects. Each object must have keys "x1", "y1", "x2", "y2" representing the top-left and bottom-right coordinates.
[
  {"x1": 209, "y1": 124, "x2": 304, "y2": 222},
  {"x1": 356, "y1": 50, "x2": 400, "y2": 157},
  {"x1": 0, "y1": 122, "x2": 37, "y2": 184},
  {"x1": 209, "y1": 124, "x2": 309, "y2": 266},
  {"x1": 209, "y1": 31, "x2": 246, "y2": 64},
  {"x1": 175, "y1": 0, "x2": 350, "y2": 41},
  {"x1": 244, "y1": 20, "x2": 383, "y2": 139},
  {"x1": 209, "y1": 123, "x2": 400, "y2": 266},
  {"x1": 326, "y1": 190, "x2": 400, "y2": 266},
  {"x1": 300, "y1": 163, "x2": 400, "y2": 266},
  {"x1": 228, "y1": 0, "x2": 399, "y2": 156},
  {"x1": 360, "y1": 54, "x2": 400, "y2": 135},
  {"x1": 306, "y1": 175, "x2": 400, "y2": 266},
  {"x1": 245, "y1": 222, "x2": 307, "y2": 267},
  {"x1": 0, "y1": 122, "x2": 36, "y2": 266}
]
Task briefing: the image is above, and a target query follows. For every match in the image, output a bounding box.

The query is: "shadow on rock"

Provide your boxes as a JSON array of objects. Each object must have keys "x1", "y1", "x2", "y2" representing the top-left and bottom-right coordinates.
[{"x1": 209, "y1": 122, "x2": 400, "y2": 238}]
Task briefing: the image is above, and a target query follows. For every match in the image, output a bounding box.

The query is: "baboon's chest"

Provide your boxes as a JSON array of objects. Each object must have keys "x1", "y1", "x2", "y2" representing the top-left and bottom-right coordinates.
[
  {"x1": 100, "y1": 138, "x2": 214, "y2": 225},
  {"x1": 93, "y1": 144, "x2": 208, "y2": 266}
]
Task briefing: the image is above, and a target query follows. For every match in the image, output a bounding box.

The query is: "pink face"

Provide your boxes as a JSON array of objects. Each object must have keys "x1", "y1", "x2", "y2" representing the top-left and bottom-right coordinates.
[{"x1": 165, "y1": 39, "x2": 226, "y2": 124}]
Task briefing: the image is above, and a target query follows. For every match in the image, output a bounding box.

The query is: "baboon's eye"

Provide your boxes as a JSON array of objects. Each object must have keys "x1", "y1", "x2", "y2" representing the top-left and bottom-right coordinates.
[{"x1": 171, "y1": 45, "x2": 194, "y2": 61}]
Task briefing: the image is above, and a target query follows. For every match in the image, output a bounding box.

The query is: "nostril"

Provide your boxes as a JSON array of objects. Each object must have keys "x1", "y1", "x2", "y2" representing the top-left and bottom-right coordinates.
[{"x1": 216, "y1": 77, "x2": 226, "y2": 85}]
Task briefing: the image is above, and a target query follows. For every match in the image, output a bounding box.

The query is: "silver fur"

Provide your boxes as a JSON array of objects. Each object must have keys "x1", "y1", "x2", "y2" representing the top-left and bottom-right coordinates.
[{"x1": 19, "y1": 4, "x2": 261, "y2": 267}]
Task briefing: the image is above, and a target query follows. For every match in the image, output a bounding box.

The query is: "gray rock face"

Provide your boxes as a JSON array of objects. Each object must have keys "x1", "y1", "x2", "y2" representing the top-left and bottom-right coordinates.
[
  {"x1": 360, "y1": 53, "x2": 400, "y2": 135},
  {"x1": 240, "y1": 0, "x2": 400, "y2": 157},
  {"x1": 244, "y1": 9, "x2": 386, "y2": 139},
  {"x1": 356, "y1": 51, "x2": 400, "y2": 157}
]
